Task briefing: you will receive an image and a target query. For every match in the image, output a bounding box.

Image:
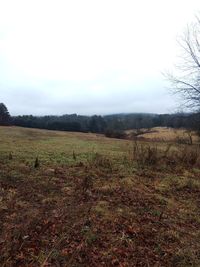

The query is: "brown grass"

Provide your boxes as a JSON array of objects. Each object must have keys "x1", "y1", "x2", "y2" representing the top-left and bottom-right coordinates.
[
  {"x1": 126, "y1": 127, "x2": 199, "y2": 143},
  {"x1": 0, "y1": 127, "x2": 200, "y2": 266}
]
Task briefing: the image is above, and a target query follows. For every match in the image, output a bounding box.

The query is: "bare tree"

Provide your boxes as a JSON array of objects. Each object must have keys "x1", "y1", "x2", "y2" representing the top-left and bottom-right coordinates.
[{"x1": 167, "y1": 16, "x2": 200, "y2": 111}]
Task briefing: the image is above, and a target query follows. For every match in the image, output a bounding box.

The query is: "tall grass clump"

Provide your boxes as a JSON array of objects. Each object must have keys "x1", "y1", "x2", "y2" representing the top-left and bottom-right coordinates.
[
  {"x1": 130, "y1": 141, "x2": 200, "y2": 168},
  {"x1": 88, "y1": 153, "x2": 113, "y2": 170}
]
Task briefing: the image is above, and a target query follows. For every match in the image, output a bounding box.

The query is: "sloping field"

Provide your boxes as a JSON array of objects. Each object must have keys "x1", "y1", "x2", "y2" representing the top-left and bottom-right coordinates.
[
  {"x1": 126, "y1": 127, "x2": 199, "y2": 143},
  {"x1": 0, "y1": 127, "x2": 200, "y2": 266}
]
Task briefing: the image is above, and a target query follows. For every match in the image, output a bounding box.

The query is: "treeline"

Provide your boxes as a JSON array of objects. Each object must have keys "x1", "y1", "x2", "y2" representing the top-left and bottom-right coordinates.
[
  {"x1": 11, "y1": 112, "x2": 200, "y2": 135},
  {"x1": 1, "y1": 103, "x2": 199, "y2": 136},
  {"x1": 12, "y1": 114, "x2": 106, "y2": 133}
]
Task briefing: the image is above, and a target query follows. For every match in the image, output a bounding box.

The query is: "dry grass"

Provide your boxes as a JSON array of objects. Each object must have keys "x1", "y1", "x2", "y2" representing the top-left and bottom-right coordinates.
[
  {"x1": 0, "y1": 126, "x2": 200, "y2": 266},
  {"x1": 126, "y1": 127, "x2": 199, "y2": 143},
  {"x1": 128, "y1": 140, "x2": 200, "y2": 169}
]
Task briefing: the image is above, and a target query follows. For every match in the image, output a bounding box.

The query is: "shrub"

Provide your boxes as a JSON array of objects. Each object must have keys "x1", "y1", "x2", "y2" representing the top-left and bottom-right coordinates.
[{"x1": 105, "y1": 129, "x2": 126, "y2": 139}]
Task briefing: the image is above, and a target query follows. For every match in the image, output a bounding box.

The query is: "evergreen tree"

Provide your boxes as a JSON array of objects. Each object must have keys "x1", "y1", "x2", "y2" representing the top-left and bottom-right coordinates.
[{"x1": 0, "y1": 103, "x2": 11, "y2": 125}]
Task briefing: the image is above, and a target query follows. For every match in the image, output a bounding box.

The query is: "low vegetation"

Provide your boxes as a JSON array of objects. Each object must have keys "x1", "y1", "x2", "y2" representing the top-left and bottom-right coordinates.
[{"x1": 0, "y1": 126, "x2": 200, "y2": 266}]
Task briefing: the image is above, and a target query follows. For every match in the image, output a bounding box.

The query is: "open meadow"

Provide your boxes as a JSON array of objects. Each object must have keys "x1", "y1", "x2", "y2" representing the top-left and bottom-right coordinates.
[{"x1": 0, "y1": 126, "x2": 200, "y2": 267}]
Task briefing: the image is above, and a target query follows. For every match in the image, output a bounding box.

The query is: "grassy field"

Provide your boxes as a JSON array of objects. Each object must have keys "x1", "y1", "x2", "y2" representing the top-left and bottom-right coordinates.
[
  {"x1": 126, "y1": 127, "x2": 199, "y2": 143},
  {"x1": 0, "y1": 126, "x2": 200, "y2": 266}
]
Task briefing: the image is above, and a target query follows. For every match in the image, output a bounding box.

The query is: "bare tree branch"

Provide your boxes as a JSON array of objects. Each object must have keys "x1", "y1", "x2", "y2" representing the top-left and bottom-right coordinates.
[{"x1": 165, "y1": 16, "x2": 200, "y2": 111}]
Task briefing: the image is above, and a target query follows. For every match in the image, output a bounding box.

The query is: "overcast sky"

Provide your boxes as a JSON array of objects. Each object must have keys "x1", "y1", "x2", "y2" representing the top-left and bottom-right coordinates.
[{"x1": 0, "y1": 0, "x2": 199, "y2": 116}]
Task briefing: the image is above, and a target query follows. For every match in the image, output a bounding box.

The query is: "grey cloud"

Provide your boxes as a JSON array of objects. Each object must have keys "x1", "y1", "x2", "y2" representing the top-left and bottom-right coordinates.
[{"x1": 0, "y1": 81, "x2": 177, "y2": 116}]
